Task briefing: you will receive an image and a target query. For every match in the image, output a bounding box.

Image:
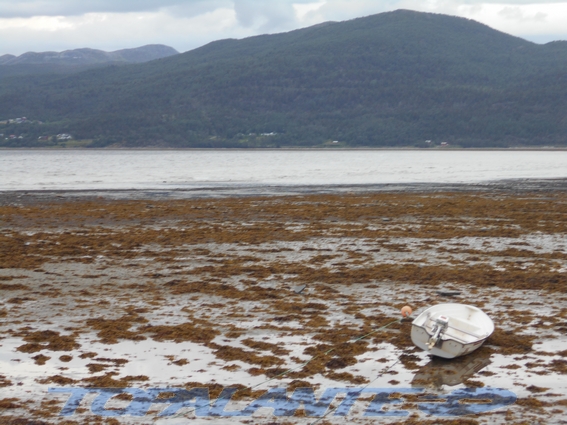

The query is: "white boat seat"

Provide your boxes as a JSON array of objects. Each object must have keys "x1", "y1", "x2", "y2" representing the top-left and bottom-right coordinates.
[{"x1": 426, "y1": 316, "x2": 486, "y2": 344}]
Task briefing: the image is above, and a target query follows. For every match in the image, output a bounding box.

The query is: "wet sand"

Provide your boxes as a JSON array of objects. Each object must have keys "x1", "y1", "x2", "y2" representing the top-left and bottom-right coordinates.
[
  {"x1": 1, "y1": 181, "x2": 567, "y2": 424},
  {"x1": 2, "y1": 178, "x2": 567, "y2": 205}
]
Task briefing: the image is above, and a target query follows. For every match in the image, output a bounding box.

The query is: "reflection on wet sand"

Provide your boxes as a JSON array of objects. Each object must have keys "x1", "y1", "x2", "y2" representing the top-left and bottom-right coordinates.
[{"x1": 411, "y1": 349, "x2": 492, "y2": 388}]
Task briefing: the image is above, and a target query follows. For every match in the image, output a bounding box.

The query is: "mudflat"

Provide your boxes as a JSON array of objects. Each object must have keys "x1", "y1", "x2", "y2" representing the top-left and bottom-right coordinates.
[{"x1": 1, "y1": 184, "x2": 567, "y2": 424}]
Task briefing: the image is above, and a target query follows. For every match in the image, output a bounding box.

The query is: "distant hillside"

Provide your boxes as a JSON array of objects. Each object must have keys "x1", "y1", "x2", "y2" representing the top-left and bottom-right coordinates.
[
  {"x1": 0, "y1": 10, "x2": 566, "y2": 148},
  {"x1": 0, "y1": 54, "x2": 16, "y2": 65},
  {"x1": 1, "y1": 45, "x2": 178, "y2": 66},
  {"x1": 0, "y1": 45, "x2": 179, "y2": 78}
]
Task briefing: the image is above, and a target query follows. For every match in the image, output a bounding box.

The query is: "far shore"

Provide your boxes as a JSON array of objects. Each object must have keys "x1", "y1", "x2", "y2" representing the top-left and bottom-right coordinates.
[{"x1": 3, "y1": 146, "x2": 567, "y2": 151}]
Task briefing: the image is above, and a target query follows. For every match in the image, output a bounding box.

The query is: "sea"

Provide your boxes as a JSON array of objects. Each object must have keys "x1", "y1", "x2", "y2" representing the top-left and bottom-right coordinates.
[{"x1": 1, "y1": 149, "x2": 566, "y2": 192}]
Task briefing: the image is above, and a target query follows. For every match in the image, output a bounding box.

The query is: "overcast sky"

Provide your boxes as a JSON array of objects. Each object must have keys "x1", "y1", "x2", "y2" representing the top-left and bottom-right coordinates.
[{"x1": 1, "y1": 0, "x2": 566, "y2": 55}]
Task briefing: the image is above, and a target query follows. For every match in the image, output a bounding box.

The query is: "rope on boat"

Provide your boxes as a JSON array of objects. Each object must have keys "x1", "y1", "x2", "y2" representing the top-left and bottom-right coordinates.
[{"x1": 166, "y1": 318, "x2": 403, "y2": 421}]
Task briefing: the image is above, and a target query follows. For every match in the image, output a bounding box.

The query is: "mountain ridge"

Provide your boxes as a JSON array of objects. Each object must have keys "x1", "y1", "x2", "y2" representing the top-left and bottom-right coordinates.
[
  {"x1": 1, "y1": 9, "x2": 566, "y2": 148},
  {"x1": 0, "y1": 44, "x2": 179, "y2": 66}
]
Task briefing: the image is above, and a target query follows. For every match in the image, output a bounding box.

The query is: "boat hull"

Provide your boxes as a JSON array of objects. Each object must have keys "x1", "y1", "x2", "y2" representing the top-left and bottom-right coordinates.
[{"x1": 411, "y1": 303, "x2": 494, "y2": 359}]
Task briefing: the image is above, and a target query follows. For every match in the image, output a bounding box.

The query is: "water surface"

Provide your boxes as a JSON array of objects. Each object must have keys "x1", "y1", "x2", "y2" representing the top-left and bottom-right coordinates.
[{"x1": 1, "y1": 150, "x2": 566, "y2": 191}]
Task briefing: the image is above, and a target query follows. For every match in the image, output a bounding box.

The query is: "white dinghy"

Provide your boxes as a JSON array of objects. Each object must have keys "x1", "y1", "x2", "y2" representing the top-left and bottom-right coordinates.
[{"x1": 411, "y1": 303, "x2": 494, "y2": 359}]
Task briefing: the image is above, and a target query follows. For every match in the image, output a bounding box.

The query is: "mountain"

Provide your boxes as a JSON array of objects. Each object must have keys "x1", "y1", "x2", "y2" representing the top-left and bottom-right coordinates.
[
  {"x1": 1, "y1": 45, "x2": 179, "y2": 66},
  {"x1": 0, "y1": 45, "x2": 179, "y2": 78},
  {"x1": 0, "y1": 10, "x2": 566, "y2": 148},
  {"x1": 0, "y1": 54, "x2": 16, "y2": 65}
]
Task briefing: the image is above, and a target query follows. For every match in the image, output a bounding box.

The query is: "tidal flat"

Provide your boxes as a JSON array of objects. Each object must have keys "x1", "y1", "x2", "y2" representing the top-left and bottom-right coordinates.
[{"x1": 1, "y1": 188, "x2": 567, "y2": 424}]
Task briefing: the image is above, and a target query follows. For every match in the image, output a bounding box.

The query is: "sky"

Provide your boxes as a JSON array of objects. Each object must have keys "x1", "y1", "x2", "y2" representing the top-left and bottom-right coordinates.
[{"x1": 1, "y1": 0, "x2": 567, "y2": 56}]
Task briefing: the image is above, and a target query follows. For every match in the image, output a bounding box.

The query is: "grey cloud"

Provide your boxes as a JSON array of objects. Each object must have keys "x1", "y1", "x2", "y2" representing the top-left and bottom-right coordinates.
[
  {"x1": 2, "y1": 0, "x2": 567, "y2": 19},
  {"x1": 498, "y1": 6, "x2": 547, "y2": 22},
  {"x1": 0, "y1": 0, "x2": 333, "y2": 21},
  {"x1": 0, "y1": 0, "x2": 216, "y2": 18},
  {"x1": 165, "y1": 1, "x2": 231, "y2": 18},
  {"x1": 453, "y1": 0, "x2": 567, "y2": 3},
  {"x1": 233, "y1": 0, "x2": 258, "y2": 27},
  {"x1": 475, "y1": 0, "x2": 565, "y2": 3},
  {"x1": 233, "y1": 0, "x2": 313, "y2": 32}
]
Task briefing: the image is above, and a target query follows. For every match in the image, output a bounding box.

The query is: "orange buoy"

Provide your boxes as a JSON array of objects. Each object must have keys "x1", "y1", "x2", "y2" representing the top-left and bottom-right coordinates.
[{"x1": 401, "y1": 305, "x2": 413, "y2": 318}]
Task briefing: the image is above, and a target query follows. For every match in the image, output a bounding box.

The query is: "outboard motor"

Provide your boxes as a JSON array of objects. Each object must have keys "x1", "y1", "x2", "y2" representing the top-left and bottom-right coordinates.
[{"x1": 427, "y1": 315, "x2": 449, "y2": 350}]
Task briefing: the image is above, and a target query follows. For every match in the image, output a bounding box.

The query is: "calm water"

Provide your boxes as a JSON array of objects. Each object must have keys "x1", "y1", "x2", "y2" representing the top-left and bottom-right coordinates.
[{"x1": 1, "y1": 149, "x2": 566, "y2": 191}]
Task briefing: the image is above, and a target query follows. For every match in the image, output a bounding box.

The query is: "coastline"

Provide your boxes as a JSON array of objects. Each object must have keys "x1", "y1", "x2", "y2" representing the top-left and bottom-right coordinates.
[
  {"x1": 3, "y1": 146, "x2": 567, "y2": 151},
  {"x1": 1, "y1": 177, "x2": 567, "y2": 205}
]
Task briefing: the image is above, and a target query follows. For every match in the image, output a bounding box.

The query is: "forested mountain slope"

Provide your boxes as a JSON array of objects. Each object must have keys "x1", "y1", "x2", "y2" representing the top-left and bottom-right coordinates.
[
  {"x1": 1, "y1": 10, "x2": 566, "y2": 148},
  {"x1": 0, "y1": 45, "x2": 178, "y2": 79}
]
